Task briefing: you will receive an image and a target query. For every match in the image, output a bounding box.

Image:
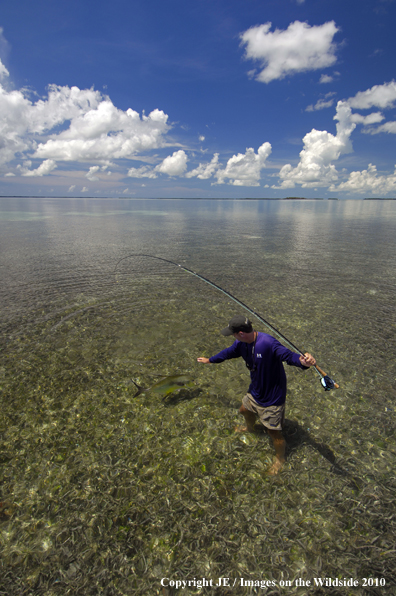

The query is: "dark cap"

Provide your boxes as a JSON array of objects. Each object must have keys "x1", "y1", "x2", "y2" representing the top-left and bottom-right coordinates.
[{"x1": 221, "y1": 315, "x2": 253, "y2": 336}]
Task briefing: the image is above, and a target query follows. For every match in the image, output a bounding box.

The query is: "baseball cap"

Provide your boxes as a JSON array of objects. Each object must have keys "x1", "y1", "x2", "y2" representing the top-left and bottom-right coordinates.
[{"x1": 221, "y1": 315, "x2": 253, "y2": 336}]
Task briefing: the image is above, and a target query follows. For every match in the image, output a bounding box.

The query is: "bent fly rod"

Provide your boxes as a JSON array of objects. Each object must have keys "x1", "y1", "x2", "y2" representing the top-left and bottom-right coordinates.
[{"x1": 114, "y1": 254, "x2": 339, "y2": 391}]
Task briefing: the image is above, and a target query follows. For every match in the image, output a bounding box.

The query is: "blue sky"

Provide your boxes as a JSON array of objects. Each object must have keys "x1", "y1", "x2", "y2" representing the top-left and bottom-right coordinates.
[{"x1": 1, "y1": 0, "x2": 396, "y2": 198}]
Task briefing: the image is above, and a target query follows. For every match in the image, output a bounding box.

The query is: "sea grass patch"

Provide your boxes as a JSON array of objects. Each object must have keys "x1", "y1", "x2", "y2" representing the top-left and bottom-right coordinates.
[{"x1": 1, "y1": 266, "x2": 395, "y2": 596}]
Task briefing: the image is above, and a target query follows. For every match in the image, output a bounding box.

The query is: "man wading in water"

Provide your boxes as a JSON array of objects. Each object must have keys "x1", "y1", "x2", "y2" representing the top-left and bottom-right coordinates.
[{"x1": 197, "y1": 315, "x2": 316, "y2": 475}]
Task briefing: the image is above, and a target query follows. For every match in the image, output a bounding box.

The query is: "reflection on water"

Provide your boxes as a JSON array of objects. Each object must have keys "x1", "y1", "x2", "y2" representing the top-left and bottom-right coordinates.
[{"x1": 0, "y1": 198, "x2": 395, "y2": 594}]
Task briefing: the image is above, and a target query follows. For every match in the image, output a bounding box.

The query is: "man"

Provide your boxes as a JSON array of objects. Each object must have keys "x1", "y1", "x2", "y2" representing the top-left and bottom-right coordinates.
[{"x1": 197, "y1": 315, "x2": 316, "y2": 475}]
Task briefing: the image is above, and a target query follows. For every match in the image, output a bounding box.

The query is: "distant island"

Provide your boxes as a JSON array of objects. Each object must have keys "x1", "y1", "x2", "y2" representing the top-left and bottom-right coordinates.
[
  {"x1": 2, "y1": 195, "x2": 395, "y2": 200},
  {"x1": 281, "y1": 197, "x2": 324, "y2": 201},
  {"x1": 0, "y1": 195, "x2": 340, "y2": 200}
]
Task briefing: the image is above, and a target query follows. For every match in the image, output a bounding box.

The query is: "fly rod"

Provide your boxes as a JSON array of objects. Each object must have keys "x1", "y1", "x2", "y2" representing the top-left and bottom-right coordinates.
[{"x1": 114, "y1": 253, "x2": 339, "y2": 390}]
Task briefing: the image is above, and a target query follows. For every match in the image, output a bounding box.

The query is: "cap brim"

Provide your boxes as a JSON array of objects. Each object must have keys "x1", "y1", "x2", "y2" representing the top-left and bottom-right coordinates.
[{"x1": 221, "y1": 326, "x2": 234, "y2": 336}]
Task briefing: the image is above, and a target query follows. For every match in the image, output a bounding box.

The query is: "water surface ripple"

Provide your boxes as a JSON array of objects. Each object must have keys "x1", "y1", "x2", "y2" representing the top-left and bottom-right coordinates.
[{"x1": 0, "y1": 198, "x2": 395, "y2": 595}]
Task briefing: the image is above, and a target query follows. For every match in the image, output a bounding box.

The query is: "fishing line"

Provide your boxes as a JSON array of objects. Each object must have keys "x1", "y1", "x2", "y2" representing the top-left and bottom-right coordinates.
[{"x1": 114, "y1": 253, "x2": 338, "y2": 390}]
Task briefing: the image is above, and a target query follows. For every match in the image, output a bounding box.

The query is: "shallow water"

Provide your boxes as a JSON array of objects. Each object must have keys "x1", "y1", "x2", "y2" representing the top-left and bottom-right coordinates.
[{"x1": 0, "y1": 198, "x2": 395, "y2": 595}]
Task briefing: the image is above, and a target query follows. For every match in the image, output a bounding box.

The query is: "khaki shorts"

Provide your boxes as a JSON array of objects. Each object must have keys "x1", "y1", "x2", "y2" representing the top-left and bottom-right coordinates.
[{"x1": 242, "y1": 393, "x2": 285, "y2": 431}]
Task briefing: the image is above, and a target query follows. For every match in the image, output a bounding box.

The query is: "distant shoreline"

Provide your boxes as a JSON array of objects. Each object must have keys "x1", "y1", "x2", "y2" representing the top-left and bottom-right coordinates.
[{"x1": 0, "y1": 196, "x2": 395, "y2": 200}]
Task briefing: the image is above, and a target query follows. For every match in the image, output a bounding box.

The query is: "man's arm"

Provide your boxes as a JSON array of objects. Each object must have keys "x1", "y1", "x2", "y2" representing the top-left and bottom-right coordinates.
[
  {"x1": 197, "y1": 341, "x2": 241, "y2": 365},
  {"x1": 272, "y1": 337, "x2": 316, "y2": 369}
]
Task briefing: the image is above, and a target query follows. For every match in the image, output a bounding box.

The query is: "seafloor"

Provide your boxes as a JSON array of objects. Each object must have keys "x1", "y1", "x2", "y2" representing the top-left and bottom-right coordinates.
[{"x1": 1, "y1": 261, "x2": 395, "y2": 596}]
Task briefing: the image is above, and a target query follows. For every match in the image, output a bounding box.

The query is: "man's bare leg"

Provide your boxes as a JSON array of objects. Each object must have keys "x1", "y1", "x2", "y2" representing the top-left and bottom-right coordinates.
[
  {"x1": 235, "y1": 403, "x2": 257, "y2": 432},
  {"x1": 235, "y1": 405, "x2": 285, "y2": 474},
  {"x1": 266, "y1": 429, "x2": 286, "y2": 475}
]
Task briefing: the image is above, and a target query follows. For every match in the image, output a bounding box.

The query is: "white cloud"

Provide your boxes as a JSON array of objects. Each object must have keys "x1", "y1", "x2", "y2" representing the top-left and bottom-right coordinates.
[
  {"x1": 0, "y1": 87, "x2": 32, "y2": 165},
  {"x1": 68, "y1": 185, "x2": 76, "y2": 192},
  {"x1": 276, "y1": 80, "x2": 396, "y2": 190},
  {"x1": 343, "y1": 81, "x2": 396, "y2": 135},
  {"x1": 86, "y1": 165, "x2": 100, "y2": 181},
  {"x1": 4, "y1": 172, "x2": 15, "y2": 176},
  {"x1": 127, "y1": 165, "x2": 158, "y2": 179},
  {"x1": 85, "y1": 164, "x2": 111, "y2": 181},
  {"x1": 277, "y1": 101, "x2": 355, "y2": 188},
  {"x1": 215, "y1": 143, "x2": 271, "y2": 186},
  {"x1": 127, "y1": 150, "x2": 188, "y2": 179},
  {"x1": 240, "y1": 20, "x2": 339, "y2": 83},
  {"x1": 35, "y1": 102, "x2": 170, "y2": 162},
  {"x1": 306, "y1": 98, "x2": 335, "y2": 112},
  {"x1": 155, "y1": 150, "x2": 188, "y2": 176},
  {"x1": 319, "y1": 74, "x2": 333, "y2": 84},
  {"x1": 0, "y1": 79, "x2": 170, "y2": 167},
  {"x1": 17, "y1": 159, "x2": 57, "y2": 177},
  {"x1": 81, "y1": 187, "x2": 88, "y2": 192},
  {"x1": 125, "y1": 145, "x2": 271, "y2": 186},
  {"x1": 364, "y1": 121, "x2": 396, "y2": 134},
  {"x1": 346, "y1": 80, "x2": 396, "y2": 110},
  {"x1": 186, "y1": 154, "x2": 219, "y2": 179},
  {"x1": 351, "y1": 112, "x2": 384, "y2": 125},
  {"x1": 0, "y1": 58, "x2": 9, "y2": 80},
  {"x1": 332, "y1": 163, "x2": 396, "y2": 195}
]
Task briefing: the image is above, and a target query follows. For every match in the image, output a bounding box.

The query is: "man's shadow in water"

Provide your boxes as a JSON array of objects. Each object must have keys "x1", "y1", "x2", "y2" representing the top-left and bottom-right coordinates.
[{"x1": 282, "y1": 418, "x2": 361, "y2": 490}]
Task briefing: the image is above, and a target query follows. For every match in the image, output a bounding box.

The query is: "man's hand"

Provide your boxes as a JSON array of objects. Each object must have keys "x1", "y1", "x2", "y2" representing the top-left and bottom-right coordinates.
[
  {"x1": 299, "y1": 352, "x2": 316, "y2": 367},
  {"x1": 197, "y1": 357, "x2": 210, "y2": 364}
]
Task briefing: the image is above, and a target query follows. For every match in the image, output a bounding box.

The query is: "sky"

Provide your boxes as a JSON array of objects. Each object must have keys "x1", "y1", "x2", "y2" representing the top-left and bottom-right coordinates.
[{"x1": 1, "y1": 0, "x2": 396, "y2": 199}]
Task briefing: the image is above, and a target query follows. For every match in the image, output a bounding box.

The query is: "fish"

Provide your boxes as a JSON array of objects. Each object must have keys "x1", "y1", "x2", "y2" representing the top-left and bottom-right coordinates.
[
  {"x1": 150, "y1": 374, "x2": 194, "y2": 395},
  {"x1": 131, "y1": 374, "x2": 194, "y2": 398}
]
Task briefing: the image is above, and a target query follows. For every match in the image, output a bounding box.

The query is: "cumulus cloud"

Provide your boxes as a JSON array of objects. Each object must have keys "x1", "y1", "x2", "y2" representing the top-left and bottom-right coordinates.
[
  {"x1": 332, "y1": 163, "x2": 396, "y2": 195},
  {"x1": 215, "y1": 143, "x2": 271, "y2": 186},
  {"x1": 127, "y1": 165, "x2": 158, "y2": 179},
  {"x1": 346, "y1": 80, "x2": 396, "y2": 110},
  {"x1": 351, "y1": 112, "x2": 384, "y2": 125},
  {"x1": 86, "y1": 166, "x2": 100, "y2": 181},
  {"x1": 364, "y1": 121, "x2": 396, "y2": 134},
  {"x1": 0, "y1": 87, "x2": 32, "y2": 165},
  {"x1": 126, "y1": 145, "x2": 272, "y2": 187},
  {"x1": 127, "y1": 150, "x2": 188, "y2": 179},
  {"x1": 340, "y1": 81, "x2": 396, "y2": 135},
  {"x1": 277, "y1": 101, "x2": 355, "y2": 188},
  {"x1": 155, "y1": 150, "x2": 188, "y2": 176},
  {"x1": 240, "y1": 20, "x2": 339, "y2": 83},
  {"x1": 306, "y1": 96, "x2": 335, "y2": 112},
  {"x1": 17, "y1": 159, "x2": 57, "y2": 177},
  {"x1": 186, "y1": 154, "x2": 220, "y2": 179},
  {"x1": 85, "y1": 164, "x2": 111, "y2": 181},
  {"x1": 35, "y1": 102, "x2": 170, "y2": 162},
  {"x1": 276, "y1": 80, "x2": 396, "y2": 191},
  {"x1": 0, "y1": 58, "x2": 9, "y2": 80},
  {"x1": 319, "y1": 74, "x2": 333, "y2": 84},
  {"x1": 0, "y1": 80, "x2": 170, "y2": 168}
]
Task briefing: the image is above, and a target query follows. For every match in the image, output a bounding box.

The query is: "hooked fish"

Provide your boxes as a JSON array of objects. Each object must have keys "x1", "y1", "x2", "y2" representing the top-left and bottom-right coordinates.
[
  {"x1": 131, "y1": 374, "x2": 193, "y2": 398},
  {"x1": 150, "y1": 374, "x2": 194, "y2": 395}
]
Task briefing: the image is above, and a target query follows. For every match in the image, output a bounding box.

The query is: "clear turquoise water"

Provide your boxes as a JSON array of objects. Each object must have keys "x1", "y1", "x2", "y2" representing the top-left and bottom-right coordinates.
[{"x1": 0, "y1": 198, "x2": 395, "y2": 595}]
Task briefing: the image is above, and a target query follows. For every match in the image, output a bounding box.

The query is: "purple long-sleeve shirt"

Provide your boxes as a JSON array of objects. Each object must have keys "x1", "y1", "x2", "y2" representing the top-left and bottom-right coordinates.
[{"x1": 209, "y1": 332, "x2": 307, "y2": 407}]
